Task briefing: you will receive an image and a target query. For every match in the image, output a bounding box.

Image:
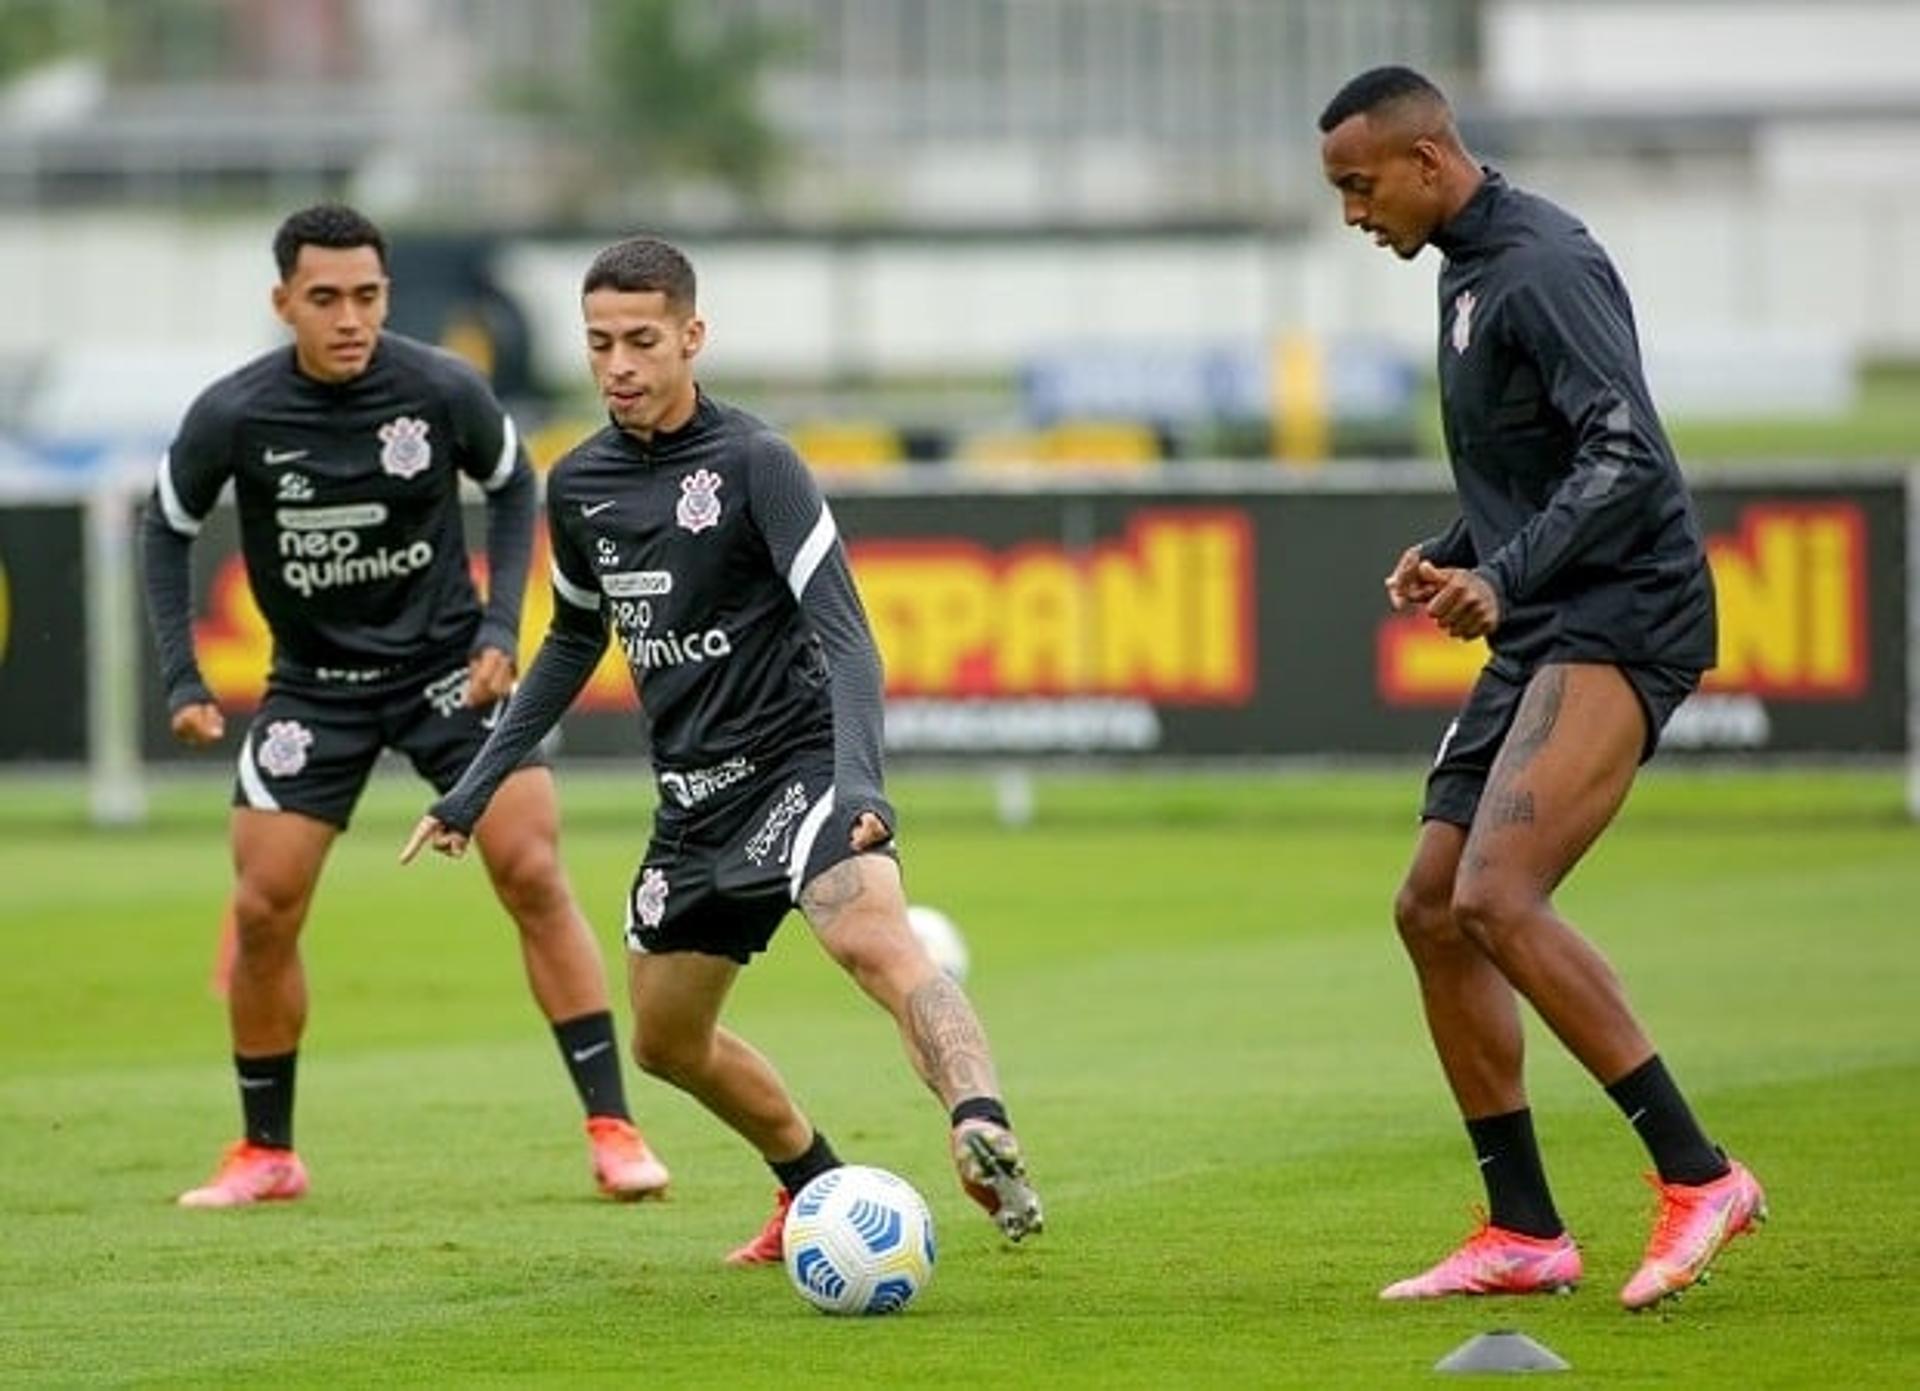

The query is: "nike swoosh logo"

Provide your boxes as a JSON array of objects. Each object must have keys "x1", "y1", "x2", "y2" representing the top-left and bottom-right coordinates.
[
  {"x1": 570, "y1": 1041, "x2": 613, "y2": 1064},
  {"x1": 263, "y1": 448, "x2": 308, "y2": 465},
  {"x1": 581, "y1": 501, "x2": 616, "y2": 518}
]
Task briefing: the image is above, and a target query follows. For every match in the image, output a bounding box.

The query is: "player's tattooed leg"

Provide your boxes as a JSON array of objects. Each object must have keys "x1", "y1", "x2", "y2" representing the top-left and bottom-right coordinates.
[
  {"x1": 906, "y1": 974, "x2": 1000, "y2": 1103},
  {"x1": 799, "y1": 858, "x2": 866, "y2": 929}
]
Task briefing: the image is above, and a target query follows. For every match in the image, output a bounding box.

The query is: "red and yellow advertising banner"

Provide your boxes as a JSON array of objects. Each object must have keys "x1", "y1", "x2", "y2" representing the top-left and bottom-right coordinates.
[{"x1": 128, "y1": 475, "x2": 1909, "y2": 762}]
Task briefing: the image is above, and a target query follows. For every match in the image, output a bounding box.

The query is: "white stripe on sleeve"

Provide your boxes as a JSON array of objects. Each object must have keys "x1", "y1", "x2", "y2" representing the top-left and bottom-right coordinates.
[
  {"x1": 481, "y1": 415, "x2": 520, "y2": 492},
  {"x1": 551, "y1": 559, "x2": 601, "y2": 611},
  {"x1": 155, "y1": 451, "x2": 203, "y2": 536},
  {"x1": 786, "y1": 502, "x2": 838, "y2": 599}
]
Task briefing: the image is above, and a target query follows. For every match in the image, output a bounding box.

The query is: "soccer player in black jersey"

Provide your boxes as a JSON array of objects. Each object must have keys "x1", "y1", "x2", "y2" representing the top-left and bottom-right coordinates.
[
  {"x1": 1318, "y1": 68, "x2": 1764, "y2": 1310},
  {"x1": 401, "y1": 236, "x2": 1044, "y2": 1260},
  {"x1": 142, "y1": 205, "x2": 668, "y2": 1207}
]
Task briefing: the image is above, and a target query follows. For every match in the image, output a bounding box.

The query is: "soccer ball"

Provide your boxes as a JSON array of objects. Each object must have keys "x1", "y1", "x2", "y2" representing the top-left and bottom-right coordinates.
[
  {"x1": 783, "y1": 1165, "x2": 937, "y2": 1316},
  {"x1": 906, "y1": 904, "x2": 970, "y2": 983}
]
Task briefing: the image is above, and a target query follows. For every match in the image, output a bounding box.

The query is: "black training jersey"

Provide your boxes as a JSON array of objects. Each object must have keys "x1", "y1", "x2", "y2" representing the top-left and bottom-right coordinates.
[
  {"x1": 1425, "y1": 170, "x2": 1716, "y2": 674},
  {"x1": 430, "y1": 392, "x2": 893, "y2": 840},
  {"x1": 144, "y1": 333, "x2": 534, "y2": 703}
]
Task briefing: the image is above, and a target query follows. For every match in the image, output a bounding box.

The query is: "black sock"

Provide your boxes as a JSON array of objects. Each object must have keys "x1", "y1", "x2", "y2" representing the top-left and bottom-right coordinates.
[
  {"x1": 770, "y1": 1130, "x2": 841, "y2": 1196},
  {"x1": 552, "y1": 1012, "x2": 630, "y2": 1120},
  {"x1": 950, "y1": 1096, "x2": 1011, "y2": 1130},
  {"x1": 236, "y1": 1051, "x2": 296, "y2": 1150},
  {"x1": 1465, "y1": 1108, "x2": 1563, "y2": 1238},
  {"x1": 1606, "y1": 1054, "x2": 1729, "y2": 1185}
]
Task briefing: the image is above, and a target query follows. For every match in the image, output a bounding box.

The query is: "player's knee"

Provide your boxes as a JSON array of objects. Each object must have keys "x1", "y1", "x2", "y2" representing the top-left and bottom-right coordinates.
[
  {"x1": 628, "y1": 1025, "x2": 702, "y2": 1085},
  {"x1": 230, "y1": 882, "x2": 302, "y2": 952},
  {"x1": 487, "y1": 841, "x2": 568, "y2": 924},
  {"x1": 1393, "y1": 880, "x2": 1464, "y2": 954},
  {"x1": 1450, "y1": 876, "x2": 1535, "y2": 956}
]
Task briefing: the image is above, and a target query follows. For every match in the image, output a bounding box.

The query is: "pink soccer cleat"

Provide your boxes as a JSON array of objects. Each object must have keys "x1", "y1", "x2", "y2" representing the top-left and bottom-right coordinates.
[
  {"x1": 1620, "y1": 1158, "x2": 1767, "y2": 1311},
  {"x1": 724, "y1": 1187, "x2": 792, "y2": 1266},
  {"x1": 585, "y1": 1116, "x2": 670, "y2": 1201},
  {"x1": 1380, "y1": 1216, "x2": 1582, "y2": 1299},
  {"x1": 953, "y1": 1120, "x2": 1045, "y2": 1242},
  {"x1": 177, "y1": 1140, "x2": 309, "y2": 1209}
]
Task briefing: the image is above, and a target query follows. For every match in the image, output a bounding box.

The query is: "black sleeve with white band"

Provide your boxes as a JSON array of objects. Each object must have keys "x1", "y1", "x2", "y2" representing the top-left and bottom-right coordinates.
[
  {"x1": 426, "y1": 507, "x2": 607, "y2": 835},
  {"x1": 140, "y1": 388, "x2": 238, "y2": 711},
  {"x1": 446, "y1": 365, "x2": 537, "y2": 661},
  {"x1": 746, "y1": 432, "x2": 896, "y2": 839}
]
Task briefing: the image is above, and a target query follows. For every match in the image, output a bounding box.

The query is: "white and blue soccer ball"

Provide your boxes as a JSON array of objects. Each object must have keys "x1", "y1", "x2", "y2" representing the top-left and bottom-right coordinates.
[
  {"x1": 783, "y1": 1165, "x2": 936, "y2": 1316},
  {"x1": 906, "y1": 904, "x2": 970, "y2": 983}
]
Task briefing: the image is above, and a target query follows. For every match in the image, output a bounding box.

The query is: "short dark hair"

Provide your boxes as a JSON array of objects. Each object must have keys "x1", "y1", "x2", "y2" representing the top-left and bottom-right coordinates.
[
  {"x1": 272, "y1": 203, "x2": 388, "y2": 279},
  {"x1": 581, "y1": 236, "x2": 697, "y2": 310},
  {"x1": 1317, "y1": 65, "x2": 1449, "y2": 134}
]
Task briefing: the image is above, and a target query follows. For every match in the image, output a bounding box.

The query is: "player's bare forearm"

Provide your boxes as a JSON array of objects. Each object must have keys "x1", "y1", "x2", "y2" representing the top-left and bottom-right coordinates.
[{"x1": 905, "y1": 974, "x2": 1002, "y2": 1106}]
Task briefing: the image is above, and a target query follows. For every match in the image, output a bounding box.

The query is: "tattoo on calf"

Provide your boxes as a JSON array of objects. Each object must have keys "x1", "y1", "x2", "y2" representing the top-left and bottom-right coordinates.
[
  {"x1": 1487, "y1": 789, "x2": 1535, "y2": 826},
  {"x1": 905, "y1": 975, "x2": 1000, "y2": 1103}
]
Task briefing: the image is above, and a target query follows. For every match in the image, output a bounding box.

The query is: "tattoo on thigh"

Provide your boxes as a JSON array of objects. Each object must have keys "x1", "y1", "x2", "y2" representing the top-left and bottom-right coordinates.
[
  {"x1": 1486, "y1": 789, "x2": 1535, "y2": 826},
  {"x1": 800, "y1": 858, "x2": 866, "y2": 929},
  {"x1": 905, "y1": 975, "x2": 999, "y2": 1102},
  {"x1": 1506, "y1": 667, "x2": 1566, "y2": 769}
]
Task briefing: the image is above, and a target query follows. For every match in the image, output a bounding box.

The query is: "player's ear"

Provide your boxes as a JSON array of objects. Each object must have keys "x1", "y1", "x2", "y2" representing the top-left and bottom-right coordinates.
[
  {"x1": 681, "y1": 315, "x2": 706, "y2": 360},
  {"x1": 270, "y1": 280, "x2": 292, "y2": 324}
]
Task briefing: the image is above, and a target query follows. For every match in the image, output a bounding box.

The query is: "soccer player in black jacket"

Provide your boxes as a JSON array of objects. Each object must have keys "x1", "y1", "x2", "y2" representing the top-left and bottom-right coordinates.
[
  {"x1": 402, "y1": 236, "x2": 1043, "y2": 1260},
  {"x1": 1319, "y1": 67, "x2": 1764, "y2": 1311},
  {"x1": 143, "y1": 205, "x2": 668, "y2": 1207}
]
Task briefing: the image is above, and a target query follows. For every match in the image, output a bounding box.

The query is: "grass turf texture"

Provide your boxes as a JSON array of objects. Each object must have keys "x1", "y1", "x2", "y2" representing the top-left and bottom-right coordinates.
[{"x1": 2, "y1": 767, "x2": 1916, "y2": 1387}]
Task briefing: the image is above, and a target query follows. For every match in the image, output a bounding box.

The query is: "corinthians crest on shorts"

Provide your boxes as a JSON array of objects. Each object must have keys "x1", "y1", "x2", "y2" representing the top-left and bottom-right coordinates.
[
  {"x1": 676, "y1": 468, "x2": 723, "y2": 533},
  {"x1": 258, "y1": 719, "x2": 315, "y2": 778},
  {"x1": 378, "y1": 416, "x2": 433, "y2": 479},
  {"x1": 634, "y1": 866, "x2": 670, "y2": 928}
]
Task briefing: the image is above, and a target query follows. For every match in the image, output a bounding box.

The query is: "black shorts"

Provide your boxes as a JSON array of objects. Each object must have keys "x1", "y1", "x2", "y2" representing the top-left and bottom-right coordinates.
[
  {"x1": 622, "y1": 747, "x2": 896, "y2": 965},
  {"x1": 1422, "y1": 659, "x2": 1700, "y2": 829},
  {"x1": 231, "y1": 662, "x2": 541, "y2": 829}
]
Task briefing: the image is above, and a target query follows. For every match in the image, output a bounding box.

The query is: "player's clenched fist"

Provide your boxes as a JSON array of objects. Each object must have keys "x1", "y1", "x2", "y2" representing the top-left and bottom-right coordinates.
[
  {"x1": 1419, "y1": 561, "x2": 1502, "y2": 640},
  {"x1": 1384, "y1": 545, "x2": 1444, "y2": 611},
  {"x1": 170, "y1": 702, "x2": 226, "y2": 746}
]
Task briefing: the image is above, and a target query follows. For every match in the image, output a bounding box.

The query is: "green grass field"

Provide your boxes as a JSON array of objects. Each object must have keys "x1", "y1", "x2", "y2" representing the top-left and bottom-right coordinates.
[{"x1": 3, "y1": 767, "x2": 1917, "y2": 1388}]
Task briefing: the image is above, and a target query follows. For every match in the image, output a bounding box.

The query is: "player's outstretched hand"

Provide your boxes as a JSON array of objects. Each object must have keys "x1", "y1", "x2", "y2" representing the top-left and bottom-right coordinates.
[
  {"x1": 1420, "y1": 561, "x2": 1501, "y2": 640},
  {"x1": 170, "y1": 701, "x2": 226, "y2": 746},
  {"x1": 467, "y1": 647, "x2": 516, "y2": 708},
  {"x1": 849, "y1": 811, "x2": 893, "y2": 852},
  {"x1": 400, "y1": 814, "x2": 469, "y2": 864},
  {"x1": 1384, "y1": 545, "x2": 1441, "y2": 610}
]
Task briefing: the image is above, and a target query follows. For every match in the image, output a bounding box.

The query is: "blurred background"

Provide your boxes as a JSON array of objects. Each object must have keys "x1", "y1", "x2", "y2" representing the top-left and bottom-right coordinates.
[{"x1": 0, "y1": 0, "x2": 1914, "y2": 816}]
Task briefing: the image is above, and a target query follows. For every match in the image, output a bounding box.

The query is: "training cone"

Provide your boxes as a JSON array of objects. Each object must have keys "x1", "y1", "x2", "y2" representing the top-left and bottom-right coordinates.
[{"x1": 1435, "y1": 1330, "x2": 1570, "y2": 1374}]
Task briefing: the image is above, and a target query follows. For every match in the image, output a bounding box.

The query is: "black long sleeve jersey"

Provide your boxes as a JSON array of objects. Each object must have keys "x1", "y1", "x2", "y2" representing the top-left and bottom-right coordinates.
[
  {"x1": 1423, "y1": 170, "x2": 1716, "y2": 674},
  {"x1": 142, "y1": 334, "x2": 535, "y2": 709},
  {"x1": 430, "y1": 392, "x2": 894, "y2": 840}
]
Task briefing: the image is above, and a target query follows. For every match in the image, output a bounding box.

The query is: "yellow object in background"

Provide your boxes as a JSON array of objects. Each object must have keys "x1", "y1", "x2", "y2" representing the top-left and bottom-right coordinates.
[
  {"x1": 790, "y1": 420, "x2": 905, "y2": 472},
  {"x1": 1271, "y1": 332, "x2": 1329, "y2": 466}
]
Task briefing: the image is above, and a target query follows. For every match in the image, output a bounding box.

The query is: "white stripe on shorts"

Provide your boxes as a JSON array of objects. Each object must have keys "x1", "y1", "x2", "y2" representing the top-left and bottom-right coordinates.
[
  {"x1": 236, "y1": 732, "x2": 280, "y2": 811},
  {"x1": 786, "y1": 785, "x2": 837, "y2": 902}
]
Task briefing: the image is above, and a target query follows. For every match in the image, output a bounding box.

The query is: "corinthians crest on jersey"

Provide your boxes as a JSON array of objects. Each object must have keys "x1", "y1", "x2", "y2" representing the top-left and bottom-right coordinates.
[{"x1": 378, "y1": 415, "x2": 433, "y2": 479}]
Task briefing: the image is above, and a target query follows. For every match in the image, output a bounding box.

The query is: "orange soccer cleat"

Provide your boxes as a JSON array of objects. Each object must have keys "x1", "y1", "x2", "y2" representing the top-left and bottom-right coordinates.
[
  {"x1": 1620, "y1": 1158, "x2": 1767, "y2": 1311},
  {"x1": 1380, "y1": 1215, "x2": 1582, "y2": 1300},
  {"x1": 177, "y1": 1140, "x2": 310, "y2": 1209},
  {"x1": 724, "y1": 1187, "x2": 792, "y2": 1266},
  {"x1": 585, "y1": 1116, "x2": 671, "y2": 1201}
]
